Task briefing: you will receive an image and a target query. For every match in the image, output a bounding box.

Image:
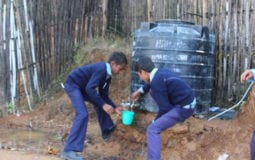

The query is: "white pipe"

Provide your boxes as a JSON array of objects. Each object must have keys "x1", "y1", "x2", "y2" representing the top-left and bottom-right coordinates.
[{"x1": 208, "y1": 82, "x2": 254, "y2": 121}]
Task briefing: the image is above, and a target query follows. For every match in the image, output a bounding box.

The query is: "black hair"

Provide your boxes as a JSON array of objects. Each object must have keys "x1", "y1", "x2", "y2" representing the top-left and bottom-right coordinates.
[
  {"x1": 133, "y1": 56, "x2": 155, "y2": 72},
  {"x1": 108, "y1": 51, "x2": 128, "y2": 65}
]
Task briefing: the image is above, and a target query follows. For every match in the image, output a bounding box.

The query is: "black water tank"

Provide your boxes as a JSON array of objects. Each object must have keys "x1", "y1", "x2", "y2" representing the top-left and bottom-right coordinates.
[{"x1": 131, "y1": 19, "x2": 216, "y2": 113}]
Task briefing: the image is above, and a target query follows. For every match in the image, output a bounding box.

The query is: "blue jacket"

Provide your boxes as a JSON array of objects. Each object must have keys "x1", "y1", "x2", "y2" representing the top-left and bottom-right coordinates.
[
  {"x1": 65, "y1": 62, "x2": 116, "y2": 108},
  {"x1": 143, "y1": 68, "x2": 194, "y2": 119}
]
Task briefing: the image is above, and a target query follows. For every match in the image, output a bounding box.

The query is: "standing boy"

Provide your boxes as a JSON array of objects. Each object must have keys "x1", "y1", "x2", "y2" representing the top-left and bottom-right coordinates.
[
  {"x1": 240, "y1": 69, "x2": 255, "y2": 160},
  {"x1": 60, "y1": 51, "x2": 128, "y2": 160},
  {"x1": 131, "y1": 56, "x2": 196, "y2": 160}
]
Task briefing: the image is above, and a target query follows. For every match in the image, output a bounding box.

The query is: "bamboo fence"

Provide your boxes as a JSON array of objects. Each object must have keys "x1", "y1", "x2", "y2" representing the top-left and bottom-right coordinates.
[{"x1": 0, "y1": 0, "x2": 254, "y2": 114}]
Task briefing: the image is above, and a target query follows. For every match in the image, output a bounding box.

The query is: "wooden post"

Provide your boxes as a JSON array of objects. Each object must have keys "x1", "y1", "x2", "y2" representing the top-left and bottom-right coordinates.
[
  {"x1": 177, "y1": 1, "x2": 180, "y2": 19},
  {"x1": 16, "y1": 31, "x2": 32, "y2": 111},
  {"x1": 147, "y1": 0, "x2": 153, "y2": 22},
  {"x1": 15, "y1": 0, "x2": 33, "y2": 111},
  {"x1": 102, "y1": 0, "x2": 108, "y2": 36},
  {"x1": 29, "y1": 21, "x2": 41, "y2": 97},
  {"x1": 23, "y1": 0, "x2": 29, "y2": 31},
  {"x1": 10, "y1": 0, "x2": 17, "y2": 109},
  {"x1": 202, "y1": 0, "x2": 208, "y2": 25},
  {"x1": 0, "y1": 0, "x2": 4, "y2": 107}
]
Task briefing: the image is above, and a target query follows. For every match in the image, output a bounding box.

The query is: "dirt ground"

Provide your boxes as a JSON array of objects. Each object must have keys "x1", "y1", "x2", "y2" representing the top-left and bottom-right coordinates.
[{"x1": 1, "y1": 50, "x2": 255, "y2": 160}]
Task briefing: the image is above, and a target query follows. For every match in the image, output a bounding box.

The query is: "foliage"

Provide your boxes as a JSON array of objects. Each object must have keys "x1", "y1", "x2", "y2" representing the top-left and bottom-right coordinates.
[
  {"x1": 6, "y1": 102, "x2": 15, "y2": 115},
  {"x1": 40, "y1": 34, "x2": 132, "y2": 104},
  {"x1": 73, "y1": 35, "x2": 132, "y2": 66}
]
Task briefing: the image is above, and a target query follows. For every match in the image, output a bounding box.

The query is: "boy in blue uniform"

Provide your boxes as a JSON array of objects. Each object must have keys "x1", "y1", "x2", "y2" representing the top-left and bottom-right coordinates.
[
  {"x1": 240, "y1": 69, "x2": 255, "y2": 160},
  {"x1": 60, "y1": 51, "x2": 128, "y2": 160},
  {"x1": 131, "y1": 56, "x2": 196, "y2": 160}
]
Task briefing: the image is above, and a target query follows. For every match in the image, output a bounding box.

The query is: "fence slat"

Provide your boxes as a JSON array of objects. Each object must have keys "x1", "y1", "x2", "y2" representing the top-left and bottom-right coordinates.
[{"x1": 1, "y1": 0, "x2": 255, "y2": 113}]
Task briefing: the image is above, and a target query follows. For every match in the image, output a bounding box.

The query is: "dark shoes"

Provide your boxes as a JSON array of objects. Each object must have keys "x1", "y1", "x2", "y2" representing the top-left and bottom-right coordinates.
[
  {"x1": 60, "y1": 151, "x2": 84, "y2": 160},
  {"x1": 102, "y1": 125, "x2": 116, "y2": 141}
]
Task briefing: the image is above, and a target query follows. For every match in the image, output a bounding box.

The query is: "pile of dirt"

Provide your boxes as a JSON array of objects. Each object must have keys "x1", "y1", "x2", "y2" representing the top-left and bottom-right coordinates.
[
  {"x1": 1, "y1": 88, "x2": 255, "y2": 160},
  {"x1": 0, "y1": 49, "x2": 255, "y2": 160}
]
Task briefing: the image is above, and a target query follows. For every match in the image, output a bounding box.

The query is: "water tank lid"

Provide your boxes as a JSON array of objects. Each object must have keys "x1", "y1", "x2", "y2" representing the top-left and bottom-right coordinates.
[{"x1": 155, "y1": 19, "x2": 194, "y2": 25}]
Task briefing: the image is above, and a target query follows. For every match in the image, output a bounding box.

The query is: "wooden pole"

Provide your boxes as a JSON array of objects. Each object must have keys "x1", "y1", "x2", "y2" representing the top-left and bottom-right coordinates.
[
  {"x1": 19, "y1": 0, "x2": 34, "y2": 106},
  {"x1": 0, "y1": 1, "x2": 4, "y2": 106},
  {"x1": 16, "y1": 31, "x2": 32, "y2": 111},
  {"x1": 9, "y1": 0, "x2": 17, "y2": 110},
  {"x1": 15, "y1": 0, "x2": 32, "y2": 111},
  {"x1": 29, "y1": 21, "x2": 41, "y2": 97},
  {"x1": 202, "y1": 0, "x2": 208, "y2": 26},
  {"x1": 102, "y1": 0, "x2": 108, "y2": 36},
  {"x1": 147, "y1": 0, "x2": 152, "y2": 22},
  {"x1": 2, "y1": 4, "x2": 6, "y2": 50},
  {"x1": 23, "y1": 0, "x2": 29, "y2": 31}
]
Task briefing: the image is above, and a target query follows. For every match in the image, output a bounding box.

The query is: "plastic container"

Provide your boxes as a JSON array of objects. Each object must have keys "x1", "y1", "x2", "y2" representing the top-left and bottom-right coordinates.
[
  {"x1": 121, "y1": 110, "x2": 135, "y2": 125},
  {"x1": 131, "y1": 19, "x2": 216, "y2": 113}
]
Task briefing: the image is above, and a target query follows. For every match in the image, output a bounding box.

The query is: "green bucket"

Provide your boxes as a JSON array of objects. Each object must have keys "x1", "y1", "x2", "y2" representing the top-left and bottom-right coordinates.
[{"x1": 121, "y1": 110, "x2": 135, "y2": 125}]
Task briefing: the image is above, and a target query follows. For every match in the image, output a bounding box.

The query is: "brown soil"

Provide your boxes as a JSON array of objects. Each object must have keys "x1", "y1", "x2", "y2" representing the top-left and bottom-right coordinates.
[{"x1": 0, "y1": 50, "x2": 255, "y2": 160}]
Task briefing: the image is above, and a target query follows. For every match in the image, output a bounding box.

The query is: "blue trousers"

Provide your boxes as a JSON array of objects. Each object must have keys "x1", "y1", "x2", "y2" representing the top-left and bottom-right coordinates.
[
  {"x1": 146, "y1": 107, "x2": 194, "y2": 160},
  {"x1": 251, "y1": 130, "x2": 255, "y2": 160},
  {"x1": 63, "y1": 83, "x2": 114, "y2": 152}
]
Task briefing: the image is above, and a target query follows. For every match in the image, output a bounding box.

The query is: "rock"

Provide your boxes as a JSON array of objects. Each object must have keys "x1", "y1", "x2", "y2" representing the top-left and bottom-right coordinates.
[{"x1": 167, "y1": 139, "x2": 176, "y2": 148}]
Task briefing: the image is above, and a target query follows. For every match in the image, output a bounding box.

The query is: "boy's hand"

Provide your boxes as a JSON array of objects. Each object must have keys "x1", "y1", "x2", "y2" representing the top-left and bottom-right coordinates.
[
  {"x1": 131, "y1": 90, "x2": 141, "y2": 101},
  {"x1": 102, "y1": 104, "x2": 114, "y2": 115},
  {"x1": 115, "y1": 106, "x2": 123, "y2": 115},
  {"x1": 240, "y1": 70, "x2": 254, "y2": 83}
]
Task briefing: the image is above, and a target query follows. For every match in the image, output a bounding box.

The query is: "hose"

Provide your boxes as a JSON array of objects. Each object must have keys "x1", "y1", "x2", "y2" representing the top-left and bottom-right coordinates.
[{"x1": 208, "y1": 82, "x2": 254, "y2": 121}]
